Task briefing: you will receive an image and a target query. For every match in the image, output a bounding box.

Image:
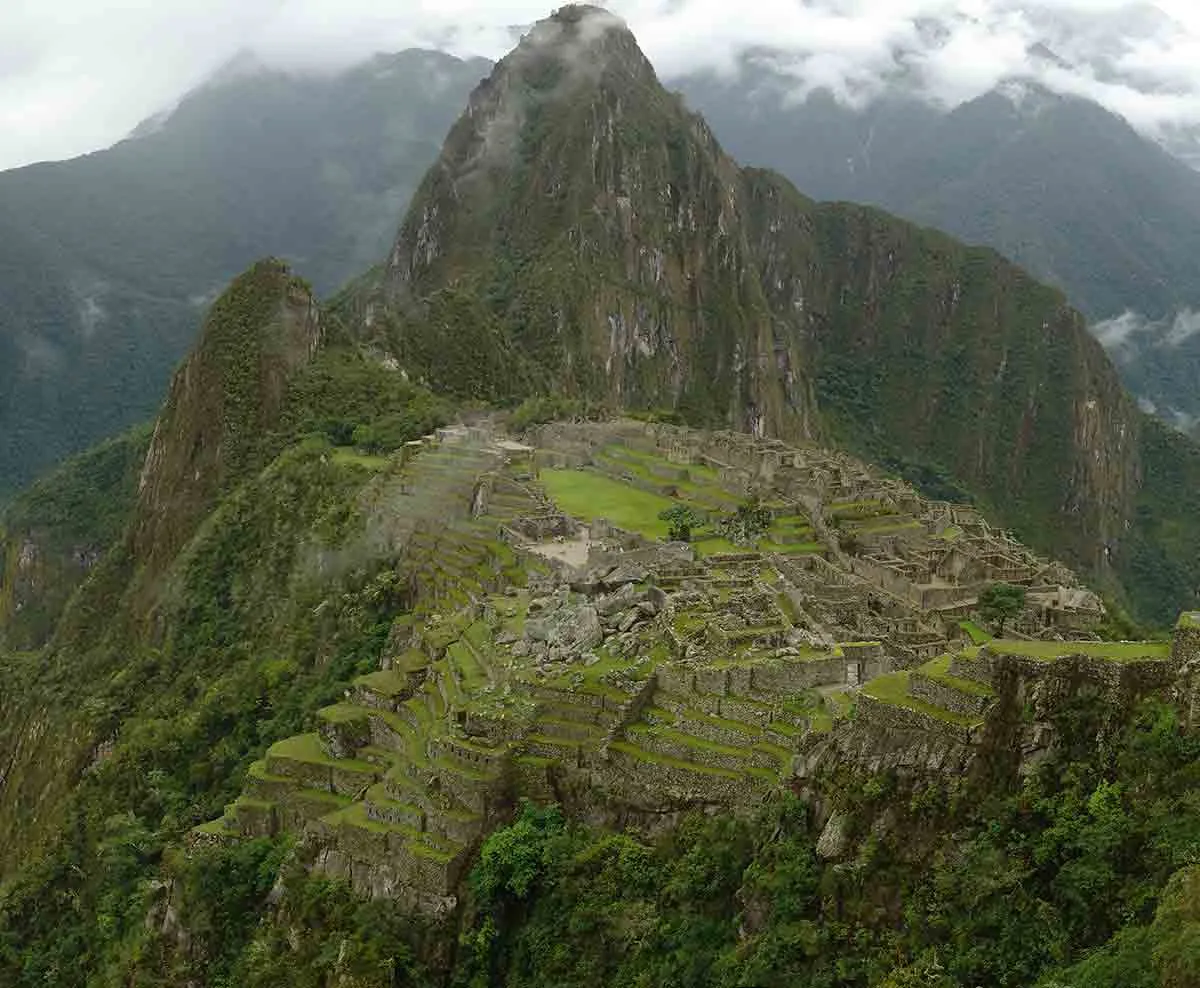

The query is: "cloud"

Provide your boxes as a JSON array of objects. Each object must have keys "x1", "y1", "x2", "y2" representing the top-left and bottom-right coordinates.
[
  {"x1": 5, "y1": 1, "x2": 1200, "y2": 170},
  {"x1": 1093, "y1": 309, "x2": 1149, "y2": 350},
  {"x1": 1093, "y1": 307, "x2": 1200, "y2": 354},
  {"x1": 1164, "y1": 308, "x2": 1200, "y2": 346}
]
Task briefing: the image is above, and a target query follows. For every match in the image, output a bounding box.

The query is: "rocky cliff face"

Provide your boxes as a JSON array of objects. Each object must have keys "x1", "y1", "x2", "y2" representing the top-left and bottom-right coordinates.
[
  {"x1": 131, "y1": 259, "x2": 321, "y2": 579},
  {"x1": 364, "y1": 5, "x2": 818, "y2": 438},
  {"x1": 741, "y1": 175, "x2": 1141, "y2": 581}
]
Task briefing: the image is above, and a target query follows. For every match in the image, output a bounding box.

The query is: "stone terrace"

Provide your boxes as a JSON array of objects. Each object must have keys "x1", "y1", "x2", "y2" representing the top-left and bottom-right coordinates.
[{"x1": 194, "y1": 419, "x2": 1164, "y2": 911}]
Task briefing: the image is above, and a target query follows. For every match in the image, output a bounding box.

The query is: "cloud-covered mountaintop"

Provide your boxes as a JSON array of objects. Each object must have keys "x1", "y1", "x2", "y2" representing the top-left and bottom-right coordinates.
[{"x1": 4, "y1": 1, "x2": 1200, "y2": 171}]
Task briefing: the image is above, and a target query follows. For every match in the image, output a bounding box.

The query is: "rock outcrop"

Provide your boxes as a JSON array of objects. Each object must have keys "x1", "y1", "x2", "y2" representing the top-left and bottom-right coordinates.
[{"x1": 131, "y1": 259, "x2": 321, "y2": 580}]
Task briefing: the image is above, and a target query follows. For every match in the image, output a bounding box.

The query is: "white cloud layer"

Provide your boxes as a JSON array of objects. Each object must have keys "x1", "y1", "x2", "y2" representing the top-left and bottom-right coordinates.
[
  {"x1": 4, "y1": 0, "x2": 1200, "y2": 170},
  {"x1": 1094, "y1": 307, "x2": 1200, "y2": 353}
]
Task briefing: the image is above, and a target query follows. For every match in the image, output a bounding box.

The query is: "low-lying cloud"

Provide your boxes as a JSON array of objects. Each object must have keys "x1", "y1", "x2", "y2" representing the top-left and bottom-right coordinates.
[
  {"x1": 1094, "y1": 307, "x2": 1200, "y2": 353},
  {"x1": 4, "y1": 1, "x2": 1200, "y2": 171}
]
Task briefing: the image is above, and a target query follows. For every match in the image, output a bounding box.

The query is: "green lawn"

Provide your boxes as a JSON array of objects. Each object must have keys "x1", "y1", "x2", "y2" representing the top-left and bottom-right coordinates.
[
  {"x1": 985, "y1": 639, "x2": 1171, "y2": 663},
  {"x1": 917, "y1": 654, "x2": 993, "y2": 697},
  {"x1": 354, "y1": 669, "x2": 412, "y2": 697},
  {"x1": 826, "y1": 690, "x2": 856, "y2": 718},
  {"x1": 541, "y1": 467, "x2": 824, "y2": 558},
  {"x1": 960, "y1": 620, "x2": 992, "y2": 645},
  {"x1": 1178, "y1": 612, "x2": 1200, "y2": 629},
  {"x1": 862, "y1": 671, "x2": 982, "y2": 727},
  {"x1": 540, "y1": 468, "x2": 676, "y2": 539},
  {"x1": 317, "y1": 703, "x2": 369, "y2": 724},
  {"x1": 267, "y1": 732, "x2": 377, "y2": 771},
  {"x1": 331, "y1": 448, "x2": 390, "y2": 470}
]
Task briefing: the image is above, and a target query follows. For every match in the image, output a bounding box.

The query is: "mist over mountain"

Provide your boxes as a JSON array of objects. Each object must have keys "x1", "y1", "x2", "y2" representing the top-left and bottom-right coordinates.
[{"x1": 0, "y1": 49, "x2": 485, "y2": 499}]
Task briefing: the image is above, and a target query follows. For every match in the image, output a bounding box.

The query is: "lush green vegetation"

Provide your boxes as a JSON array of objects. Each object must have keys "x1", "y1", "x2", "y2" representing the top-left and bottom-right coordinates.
[
  {"x1": 979, "y1": 582, "x2": 1027, "y2": 635},
  {"x1": 1120, "y1": 416, "x2": 1200, "y2": 626},
  {"x1": 0, "y1": 339, "x2": 453, "y2": 983},
  {"x1": 0, "y1": 424, "x2": 151, "y2": 648},
  {"x1": 450, "y1": 696, "x2": 1199, "y2": 988}
]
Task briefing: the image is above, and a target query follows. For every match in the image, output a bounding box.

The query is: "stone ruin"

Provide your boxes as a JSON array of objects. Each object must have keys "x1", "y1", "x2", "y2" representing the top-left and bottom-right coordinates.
[{"x1": 191, "y1": 420, "x2": 1188, "y2": 908}]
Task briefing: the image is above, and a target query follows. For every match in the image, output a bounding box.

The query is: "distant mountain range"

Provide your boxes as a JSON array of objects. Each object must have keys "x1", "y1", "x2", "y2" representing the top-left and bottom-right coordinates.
[
  {"x1": 679, "y1": 62, "x2": 1200, "y2": 429},
  {"x1": 0, "y1": 50, "x2": 485, "y2": 498}
]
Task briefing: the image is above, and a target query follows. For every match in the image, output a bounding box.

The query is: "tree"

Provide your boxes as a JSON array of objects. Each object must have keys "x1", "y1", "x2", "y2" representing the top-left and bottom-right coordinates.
[
  {"x1": 978, "y1": 582, "x2": 1027, "y2": 635},
  {"x1": 659, "y1": 505, "x2": 701, "y2": 543},
  {"x1": 717, "y1": 497, "x2": 772, "y2": 546}
]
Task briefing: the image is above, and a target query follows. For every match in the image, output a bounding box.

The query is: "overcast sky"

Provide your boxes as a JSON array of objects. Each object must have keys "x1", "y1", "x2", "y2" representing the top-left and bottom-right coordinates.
[{"x1": 4, "y1": 0, "x2": 1200, "y2": 171}]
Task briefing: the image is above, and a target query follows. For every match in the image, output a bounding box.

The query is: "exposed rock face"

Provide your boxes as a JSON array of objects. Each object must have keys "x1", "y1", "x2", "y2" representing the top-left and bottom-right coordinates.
[
  {"x1": 131, "y1": 259, "x2": 321, "y2": 579},
  {"x1": 815, "y1": 811, "x2": 851, "y2": 861},
  {"x1": 364, "y1": 4, "x2": 819, "y2": 438}
]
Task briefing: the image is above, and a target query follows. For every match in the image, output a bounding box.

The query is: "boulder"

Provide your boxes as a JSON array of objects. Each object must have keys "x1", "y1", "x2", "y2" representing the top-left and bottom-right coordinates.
[
  {"x1": 571, "y1": 605, "x2": 604, "y2": 651},
  {"x1": 601, "y1": 562, "x2": 649, "y2": 589},
  {"x1": 816, "y1": 812, "x2": 851, "y2": 861},
  {"x1": 597, "y1": 582, "x2": 639, "y2": 616}
]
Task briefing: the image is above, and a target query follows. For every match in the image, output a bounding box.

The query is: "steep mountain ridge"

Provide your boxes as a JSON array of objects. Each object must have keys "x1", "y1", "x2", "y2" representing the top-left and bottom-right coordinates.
[
  {"x1": 681, "y1": 68, "x2": 1200, "y2": 429},
  {"x1": 358, "y1": 5, "x2": 1177, "y2": 618},
  {"x1": 361, "y1": 4, "x2": 819, "y2": 438},
  {"x1": 131, "y1": 260, "x2": 321, "y2": 580}
]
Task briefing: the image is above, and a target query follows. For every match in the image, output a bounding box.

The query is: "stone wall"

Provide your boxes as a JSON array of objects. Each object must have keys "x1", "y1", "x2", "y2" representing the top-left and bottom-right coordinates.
[
  {"x1": 854, "y1": 694, "x2": 978, "y2": 746},
  {"x1": 794, "y1": 707, "x2": 976, "y2": 780},
  {"x1": 598, "y1": 748, "x2": 748, "y2": 806},
  {"x1": 313, "y1": 847, "x2": 460, "y2": 914},
  {"x1": 974, "y1": 649, "x2": 1178, "y2": 707},
  {"x1": 908, "y1": 675, "x2": 992, "y2": 718},
  {"x1": 1173, "y1": 617, "x2": 1200, "y2": 667}
]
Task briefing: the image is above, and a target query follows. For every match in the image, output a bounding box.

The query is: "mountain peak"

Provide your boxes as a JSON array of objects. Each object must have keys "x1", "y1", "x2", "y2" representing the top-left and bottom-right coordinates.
[
  {"x1": 370, "y1": 4, "x2": 819, "y2": 439},
  {"x1": 503, "y1": 4, "x2": 654, "y2": 89}
]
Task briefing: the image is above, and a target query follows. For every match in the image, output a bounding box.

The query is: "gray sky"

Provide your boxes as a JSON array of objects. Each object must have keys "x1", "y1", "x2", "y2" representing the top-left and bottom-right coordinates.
[{"x1": 4, "y1": 0, "x2": 1200, "y2": 171}]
